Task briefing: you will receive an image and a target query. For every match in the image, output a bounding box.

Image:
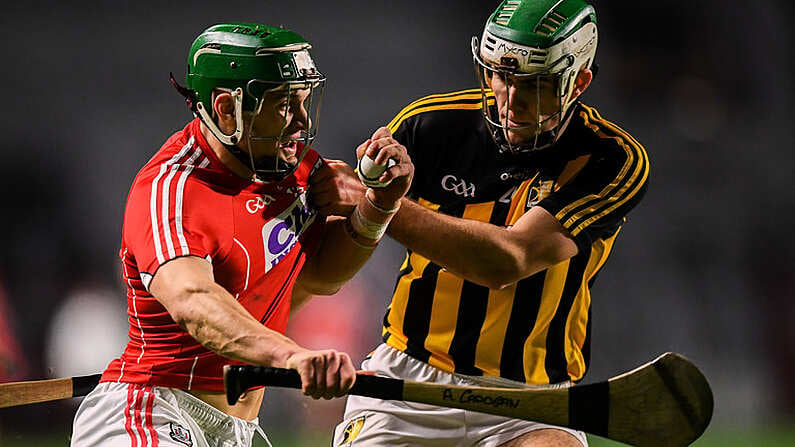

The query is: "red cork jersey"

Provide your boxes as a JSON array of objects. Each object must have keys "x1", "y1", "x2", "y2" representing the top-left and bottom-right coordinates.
[{"x1": 101, "y1": 118, "x2": 324, "y2": 392}]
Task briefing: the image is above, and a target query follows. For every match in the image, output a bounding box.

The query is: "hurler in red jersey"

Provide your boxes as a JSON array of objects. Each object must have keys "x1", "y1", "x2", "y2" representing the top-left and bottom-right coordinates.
[
  {"x1": 102, "y1": 118, "x2": 324, "y2": 392},
  {"x1": 71, "y1": 22, "x2": 414, "y2": 447}
]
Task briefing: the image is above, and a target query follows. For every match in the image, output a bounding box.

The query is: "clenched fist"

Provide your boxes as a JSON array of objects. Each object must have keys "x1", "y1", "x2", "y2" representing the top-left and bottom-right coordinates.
[
  {"x1": 309, "y1": 160, "x2": 365, "y2": 217},
  {"x1": 356, "y1": 126, "x2": 414, "y2": 210},
  {"x1": 285, "y1": 349, "x2": 357, "y2": 399}
]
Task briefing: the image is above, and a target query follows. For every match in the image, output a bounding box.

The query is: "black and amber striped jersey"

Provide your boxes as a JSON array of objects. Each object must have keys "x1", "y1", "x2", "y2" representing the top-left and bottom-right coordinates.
[{"x1": 381, "y1": 89, "x2": 649, "y2": 385}]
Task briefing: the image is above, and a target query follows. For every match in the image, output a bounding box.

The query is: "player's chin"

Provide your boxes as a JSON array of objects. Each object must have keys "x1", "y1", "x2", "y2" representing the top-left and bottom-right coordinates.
[{"x1": 506, "y1": 129, "x2": 540, "y2": 146}]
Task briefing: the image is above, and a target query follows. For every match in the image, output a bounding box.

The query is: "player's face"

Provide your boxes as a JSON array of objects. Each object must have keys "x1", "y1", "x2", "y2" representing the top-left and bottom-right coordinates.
[
  {"x1": 487, "y1": 70, "x2": 560, "y2": 146},
  {"x1": 244, "y1": 87, "x2": 312, "y2": 165}
]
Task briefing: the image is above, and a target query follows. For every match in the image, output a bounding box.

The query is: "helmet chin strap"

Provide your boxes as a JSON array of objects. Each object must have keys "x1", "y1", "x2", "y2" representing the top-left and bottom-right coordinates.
[
  {"x1": 192, "y1": 87, "x2": 295, "y2": 183},
  {"x1": 171, "y1": 77, "x2": 260, "y2": 179},
  {"x1": 195, "y1": 88, "x2": 245, "y2": 146},
  {"x1": 221, "y1": 135, "x2": 296, "y2": 183},
  {"x1": 230, "y1": 151, "x2": 294, "y2": 183}
]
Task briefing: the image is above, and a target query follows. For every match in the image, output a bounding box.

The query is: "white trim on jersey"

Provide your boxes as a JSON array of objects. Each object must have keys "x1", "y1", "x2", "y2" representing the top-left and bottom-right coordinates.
[
  {"x1": 150, "y1": 137, "x2": 195, "y2": 264},
  {"x1": 232, "y1": 237, "x2": 251, "y2": 299},
  {"x1": 163, "y1": 146, "x2": 204, "y2": 259},
  {"x1": 161, "y1": 165, "x2": 180, "y2": 259},
  {"x1": 187, "y1": 356, "x2": 199, "y2": 390},
  {"x1": 174, "y1": 156, "x2": 210, "y2": 256}
]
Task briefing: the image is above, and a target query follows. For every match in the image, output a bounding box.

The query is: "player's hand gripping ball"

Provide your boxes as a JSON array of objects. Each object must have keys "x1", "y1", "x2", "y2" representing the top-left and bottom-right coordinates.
[{"x1": 357, "y1": 153, "x2": 397, "y2": 188}]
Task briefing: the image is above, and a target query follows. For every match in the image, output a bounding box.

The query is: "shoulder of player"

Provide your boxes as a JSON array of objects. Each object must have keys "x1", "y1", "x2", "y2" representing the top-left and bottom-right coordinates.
[
  {"x1": 387, "y1": 88, "x2": 489, "y2": 133},
  {"x1": 551, "y1": 103, "x2": 650, "y2": 200},
  {"x1": 126, "y1": 150, "x2": 227, "y2": 217},
  {"x1": 572, "y1": 103, "x2": 649, "y2": 165}
]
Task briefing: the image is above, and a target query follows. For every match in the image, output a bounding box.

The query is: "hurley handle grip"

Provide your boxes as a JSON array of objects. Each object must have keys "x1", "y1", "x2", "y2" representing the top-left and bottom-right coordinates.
[{"x1": 224, "y1": 365, "x2": 404, "y2": 405}]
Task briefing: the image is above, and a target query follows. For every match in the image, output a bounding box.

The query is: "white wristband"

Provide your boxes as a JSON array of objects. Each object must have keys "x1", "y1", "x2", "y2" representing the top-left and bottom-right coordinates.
[
  {"x1": 365, "y1": 192, "x2": 400, "y2": 215},
  {"x1": 349, "y1": 205, "x2": 389, "y2": 240}
]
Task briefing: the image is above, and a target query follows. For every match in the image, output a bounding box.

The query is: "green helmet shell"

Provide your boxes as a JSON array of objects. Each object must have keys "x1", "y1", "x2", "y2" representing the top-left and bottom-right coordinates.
[
  {"x1": 485, "y1": 0, "x2": 596, "y2": 50},
  {"x1": 186, "y1": 23, "x2": 321, "y2": 111}
]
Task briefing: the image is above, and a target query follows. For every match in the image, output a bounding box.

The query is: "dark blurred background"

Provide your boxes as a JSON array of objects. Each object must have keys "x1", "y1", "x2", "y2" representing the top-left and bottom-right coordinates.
[{"x1": 0, "y1": 0, "x2": 793, "y2": 445}]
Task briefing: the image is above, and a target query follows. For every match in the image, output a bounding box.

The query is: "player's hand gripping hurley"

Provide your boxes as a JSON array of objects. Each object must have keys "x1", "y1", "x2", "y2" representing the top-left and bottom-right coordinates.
[{"x1": 224, "y1": 352, "x2": 713, "y2": 447}]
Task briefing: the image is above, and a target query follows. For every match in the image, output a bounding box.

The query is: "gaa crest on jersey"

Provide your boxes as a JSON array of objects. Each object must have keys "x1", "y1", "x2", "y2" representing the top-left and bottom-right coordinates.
[
  {"x1": 246, "y1": 194, "x2": 275, "y2": 214},
  {"x1": 261, "y1": 193, "x2": 316, "y2": 272},
  {"x1": 441, "y1": 174, "x2": 476, "y2": 198},
  {"x1": 169, "y1": 422, "x2": 193, "y2": 446},
  {"x1": 337, "y1": 416, "x2": 366, "y2": 446}
]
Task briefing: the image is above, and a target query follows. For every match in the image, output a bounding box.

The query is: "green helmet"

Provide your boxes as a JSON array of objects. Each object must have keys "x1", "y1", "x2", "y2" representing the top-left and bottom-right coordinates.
[
  {"x1": 472, "y1": 0, "x2": 598, "y2": 152},
  {"x1": 174, "y1": 23, "x2": 325, "y2": 181}
]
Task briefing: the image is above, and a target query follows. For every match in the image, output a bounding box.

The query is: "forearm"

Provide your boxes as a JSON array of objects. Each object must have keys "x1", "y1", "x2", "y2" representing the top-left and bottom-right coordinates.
[
  {"x1": 298, "y1": 216, "x2": 375, "y2": 294},
  {"x1": 387, "y1": 198, "x2": 540, "y2": 288},
  {"x1": 170, "y1": 282, "x2": 303, "y2": 368},
  {"x1": 289, "y1": 281, "x2": 314, "y2": 315},
  {"x1": 300, "y1": 191, "x2": 398, "y2": 294}
]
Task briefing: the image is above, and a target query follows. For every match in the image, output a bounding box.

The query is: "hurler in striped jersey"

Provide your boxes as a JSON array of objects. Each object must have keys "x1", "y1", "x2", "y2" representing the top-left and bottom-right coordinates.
[
  {"x1": 70, "y1": 23, "x2": 413, "y2": 447},
  {"x1": 328, "y1": 1, "x2": 649, "y2": 446}
]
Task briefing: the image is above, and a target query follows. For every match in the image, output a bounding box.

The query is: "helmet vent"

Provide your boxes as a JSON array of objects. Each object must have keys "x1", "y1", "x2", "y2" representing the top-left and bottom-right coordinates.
[
  {"x1": 535, "y1": 10, "x2": 567, "y2": 36},
  {"x1": 494, "y1": 0, "x2": 522, "y2": 25},
  {"x1": 528, "y1": 50, "x2": 548, "y2": 65},
  {"x1": 484, "y1": 35, "x2": 498, "y2": 52}
]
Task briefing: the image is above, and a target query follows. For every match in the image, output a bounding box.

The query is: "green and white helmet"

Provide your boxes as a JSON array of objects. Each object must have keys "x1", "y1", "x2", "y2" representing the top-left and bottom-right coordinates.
[
  {"x1": 173, "y1": 23, "x2": 325, "y2": 181},
  {"x1": 472, "y1": 0, "x2": 598, "y2": 152}
]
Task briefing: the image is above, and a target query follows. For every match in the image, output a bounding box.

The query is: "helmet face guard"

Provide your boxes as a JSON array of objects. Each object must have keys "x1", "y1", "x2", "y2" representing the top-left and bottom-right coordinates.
[
  {"x1": 240, "y1": 76, "x2": 325, "y2": 182},
  {"x1": 472, "y1": 36, "x2": 574, "y2": 153},
  {"x1": 179, "y1": 23, "x2": 326, "y2": 182},
  {"x1": 472, "y1": 0, "x2": 598, "y2": 153}
]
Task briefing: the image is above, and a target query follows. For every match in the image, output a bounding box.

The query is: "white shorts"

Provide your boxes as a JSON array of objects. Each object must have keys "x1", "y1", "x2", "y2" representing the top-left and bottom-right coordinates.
[
  {"x1": 333, "y1": 344, "x2": 587, "y2": 447},
  {"x1": 71, "y1": 382, "x2": 269, "y2": 447}
]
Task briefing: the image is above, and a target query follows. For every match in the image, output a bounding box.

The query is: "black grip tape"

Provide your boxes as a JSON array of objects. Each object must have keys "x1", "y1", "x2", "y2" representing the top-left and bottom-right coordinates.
[
  {"x1": 72, "y1": 374, "x2": 102, "y2": 398},
  {"x1": 568, "y1": 381, "x2": 609, "y2": 436},
  {"x1": 251, "y1": 367, "x2": 405, "y2": 401},
  {"x1": 350, "y1": 374, "x2": 404, "y2": 401},
  {"x1": 257, "y1": 367, "x2": 302, "y2": 388}
]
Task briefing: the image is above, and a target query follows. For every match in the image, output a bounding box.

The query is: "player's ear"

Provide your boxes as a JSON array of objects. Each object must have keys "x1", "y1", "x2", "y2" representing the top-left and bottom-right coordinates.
[
  {"x1": 571, "y1": 68, "x2": 593, "y2": 99},
  {"x1": 212, "y1": 90, "x2": 236, "y2": 124}
]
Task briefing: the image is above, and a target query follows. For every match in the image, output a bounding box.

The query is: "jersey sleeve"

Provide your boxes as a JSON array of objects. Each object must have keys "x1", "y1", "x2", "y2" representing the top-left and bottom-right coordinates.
[
  {"x1": 388, "y1": 101, "x2": 427, "y2": 199},
  {"x1": 538, "y1": 142, "x2": 649, "y2": 252},
  {"x1": 122, "y1": 171, "x2": 224, "y2": 290},
  {"x1": 388, "y1": 103, "x2": 417, "y2": 158}
]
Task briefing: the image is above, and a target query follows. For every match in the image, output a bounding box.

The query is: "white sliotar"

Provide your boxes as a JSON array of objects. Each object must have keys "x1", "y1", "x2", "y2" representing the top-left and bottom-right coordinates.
[{"x1": 357, "y1": 153, "x2": 397, "y2": 188}]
